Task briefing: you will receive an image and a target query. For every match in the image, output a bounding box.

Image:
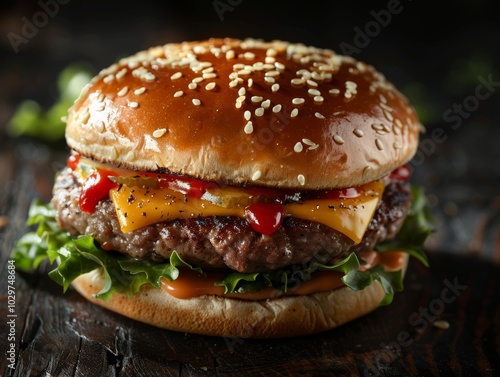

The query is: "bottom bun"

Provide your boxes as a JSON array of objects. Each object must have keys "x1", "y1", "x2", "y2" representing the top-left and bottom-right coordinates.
[{"x1": 71, "y1": 254, "x2": 408, "y2": 338}]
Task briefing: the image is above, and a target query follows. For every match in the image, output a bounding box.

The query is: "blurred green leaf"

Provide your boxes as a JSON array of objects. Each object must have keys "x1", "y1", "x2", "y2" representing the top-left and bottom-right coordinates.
[{"x1": 7, "y1": 63, "x2": 94, "y2": 142}]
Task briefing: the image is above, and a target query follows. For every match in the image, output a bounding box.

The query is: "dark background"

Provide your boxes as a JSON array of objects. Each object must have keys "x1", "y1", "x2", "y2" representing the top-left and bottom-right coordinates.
[{"x1": 1, "y1": 1, "x2": 499, "y2": 376}]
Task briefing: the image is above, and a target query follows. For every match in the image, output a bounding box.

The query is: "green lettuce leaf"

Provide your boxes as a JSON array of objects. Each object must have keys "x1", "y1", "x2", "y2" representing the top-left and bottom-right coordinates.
[
  {"x1": 12, "y1": 185, "x2": 434, "y2": 305},
  {"x1": 7, "y1": 64, "x2": 94, "y2": 142}
]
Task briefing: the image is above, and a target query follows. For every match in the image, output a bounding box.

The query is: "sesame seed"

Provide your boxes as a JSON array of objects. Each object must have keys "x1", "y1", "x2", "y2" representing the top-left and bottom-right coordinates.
[
  {"x1": 226, "y1": 50, "x2": 235, "y2": 59},
  {"x1": 380, "y1": 103, "x2": 393, "y2": 112},
  {"x1": 372, "y1": 123, "x2": 384, "y2": 131},
  {"x1": 291, "y1": 78, "x2": 305, "y2": 87},
  {"x1": 244, "y1": 110, "x2": 251, "y2": 121},
  {"x1": 294, "y1": 142, "x2": 303, "y2": 152},
  {"x1": 264, "y1": 77, "x2": 276, "y2": 84},
  {"x1": 248, "y1": 78, "x2": 253, "y2": 87},
  {"x1": 297, "y1": 174, "x2": 305, "y2": 186},
  {"x1": 238, "y1": 69, "x2": 251, "y2": 76},
  {"x1": 292, "y1": 98, "x2": 305, "y2": 105},
  {"x1": 252, "y1": 170, "x2": 261, "y2": 181},
  {"x1": 329, "y1": 88, "x2": 340, "y2": 95},
  {"x1": 235, "y1": 101, "x2": 243, "y2": 109},
  {"x1": 302, "y1": 138, "x2": 315, "y2": 146},
  {"x1": 244, "y1": 51, "x2": 255, "y2": 60},
  {"x1": 244, "y1": 121, "x2": 254, "y2": 134},
  {"x1": 345, "y1": 81, "x2": 357, "y2": 89},
  {"x1": 379, "y1": 94, "x2": 387, "y2": 104},
  {"x1": 188, "y1": 83, "x2": 197, "y2": 90},
  {"x1": 203, "y1": 72, "x2": 217, "y2": 79},
  {"x1": 95, "y1": 121, "x2": 105, "y2": 132},
  {"x1": 291, "y1": 108, "x2": 299, "y2": 117},
  {"x1": 103, "y1": 75, "x2": 114, "y2": 84},
  {"x1": 128, "y1": 101, "x2": 139, "y2": 108},
  {"x1": 272, "y1": 104, "x2": 282, "y2": 113},
  {"x1": 433, "y1": 320, "x2": 450, "y2": 330},
  {"x1": 192, "y1": 98, "x2": 201, "y2": 106},
  {"x1": 261, "y1": 99, "x2": 271, "y2": 108},
  {"x1": 266, "y1": 48, "x2": 277, "y2": 57},
  {"x1": 192, "y1": 77, "x2": 204, "y2": 83},
  {"x1": 237, "y1": 95, "x2": 246, "y2": 103},
  {"x1": 116, "y1": 68, "x2": 127, "y2": 80},
  {"x1": 202, "y1": 67, "x2": 214, "y2": 73},
  {"x1": 376, "y1": 139, "x2": 384, "y2": 150},
  {"x1": 296, "y1": 69, "x2": 310, "y2": 76},
  {"x1": 315, "y1": 112, "x2": 325, "y2": 119},
  {"x1": 344, "y1": 91, "x2": 353, "y2": 99},
  {"x1": 124, "y1": 151, "x2": 135, "y2": 162},
  {"x1": 229, "y1": 80, "x2": 238, "y2": 88},
  {"x1": 333, "y1": 135, "x2": 345, "y2": 145},
  {"x1": 384, "y1": 110, "x2": 394, "y2": 122},
  {"x1": 251, "y1": 96, "x2": 263, "y2": 103},
  {"x1": 265, "y1": 56, "x2": 276, "y2": 64},
  {"x1": 274, "y1": 61, "x2": 285, "y2": 70},
  {"x1": 393, "y1": 125, "x2": 401, "y2": 135},
  {"x1": 308, "y1": 89, "x2": 321, "y2": 96},
  {"x1": 134, "y1": 87, "x2": 146, "y2": 95},
  {"x1": 308, "y1": 144, "x2": 319, "y2": 150},
  {"x1": 153, "y1": 128, "x2": 167, "y2": 138},
  {"x1": 306, "y1": 79, "x2": 318, "y2": 88},
  {"x1": 205, "y1": 82, "x2": 216, "y2": 91},
  {"x1": 238, "y1": 87, "x2": 246, "y2": 96},
  {"x1": 314, "y1": 96, "x2": 324, "y2": 103},
  {"x1": 311, "y1": 71, "x2": 322, "y2": 81},
  {"x1": 255, "y1": 107, "x2": 264, "y2": 117},
  {"x1": 174, "y1": 90, "x2": 183, "y2": 98},
  {"x1": 271, "y1": 83, "x2": 280, "y2": 92},
  {"x1": 353, "y1": 129, "x2": 364, "y2": 138},
  {"x1": 393, "y1": 141, "x2": 402, "y2": 149},
  {"x1": 171, "y1": 72, "x2": 182, "y2": 80},
  {"x1": 265, "y1": 70, "x2": 280, "y2": 77},
  {"x1": 117, "y1": 86, "x2": 129, "y2": 97},
  {"x1": 253, "y1": 62, "x2": 265, "y2": 71}
]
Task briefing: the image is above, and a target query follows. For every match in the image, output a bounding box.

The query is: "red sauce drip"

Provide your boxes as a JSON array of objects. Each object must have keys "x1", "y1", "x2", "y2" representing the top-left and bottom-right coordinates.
[
  {"x1": 79, "y1": 170, "x2": 118, "y2": 213},
  {"x1": 305, "y1": 186, "x2": 362, "y2": 200},
  {"x1": 245, "y1": 202, "x2": 285, "y2": 235},
  {"x1": 158, "y1": 175, "x2": 207, "y2": 198},
  {"x1": 67, "y1": 155, "x2": 80, "y2": 170},
  {"x1": 389, "y1": 164, "x2": 411, "y2": 182}
]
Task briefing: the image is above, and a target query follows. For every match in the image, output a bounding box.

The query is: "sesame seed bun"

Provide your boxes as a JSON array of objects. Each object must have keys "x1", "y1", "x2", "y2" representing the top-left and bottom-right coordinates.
[
  {"x1": 70, "y1": 254, "x2": 408, "y2": 338},
  {"x1": 65, "y1": 38, "x2": 420, "y2": 189}
]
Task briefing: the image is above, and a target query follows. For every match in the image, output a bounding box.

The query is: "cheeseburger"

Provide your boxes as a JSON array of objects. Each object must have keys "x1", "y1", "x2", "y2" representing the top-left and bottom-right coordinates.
[{"x1": 15, "y1": 38, "x2": 433, "y2": 338}]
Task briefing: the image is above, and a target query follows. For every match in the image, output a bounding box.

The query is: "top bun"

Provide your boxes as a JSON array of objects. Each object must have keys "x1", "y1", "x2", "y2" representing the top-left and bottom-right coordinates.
[{"x1": 65, "y1": 38, "x2": 421, "y2": 189}]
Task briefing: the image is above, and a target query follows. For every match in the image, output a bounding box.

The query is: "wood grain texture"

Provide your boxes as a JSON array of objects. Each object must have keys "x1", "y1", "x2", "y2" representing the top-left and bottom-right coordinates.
[{"x1": 1, "y1": 138, "x2": 499, "y2": 377}]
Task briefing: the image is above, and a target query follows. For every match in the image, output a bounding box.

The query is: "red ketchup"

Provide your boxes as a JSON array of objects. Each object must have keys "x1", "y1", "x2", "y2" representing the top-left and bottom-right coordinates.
[
  {"x1": 79, "y1": 170, "x2": 118, "y2": 213},
  {"x1": 67, "y1": 155, "x2": 80, "y2": 170},
  {"x1": 245, "y1": 202, "x2": 285, "y2": 235},
  {"x1": 158, "y1": 175, "x2": 207, "y2": 198},
  {"x1": 389, "y1": 164, "x2": 411, "y2": 182}
]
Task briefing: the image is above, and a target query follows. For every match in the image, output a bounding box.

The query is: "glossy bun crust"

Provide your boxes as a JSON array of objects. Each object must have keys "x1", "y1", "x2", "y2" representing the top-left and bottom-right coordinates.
[
  {"x1": 71, "y1": 254, "x2": 408, "y2": 338},
  {"x1": 65, "y1": 38, "x2": 421, "y2": 189}
]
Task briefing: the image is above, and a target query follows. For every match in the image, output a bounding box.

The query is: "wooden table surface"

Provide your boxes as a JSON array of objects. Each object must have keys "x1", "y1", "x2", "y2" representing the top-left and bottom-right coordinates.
[{"x1": 1, "y1": 114, "x2": 499, "y2": 377}]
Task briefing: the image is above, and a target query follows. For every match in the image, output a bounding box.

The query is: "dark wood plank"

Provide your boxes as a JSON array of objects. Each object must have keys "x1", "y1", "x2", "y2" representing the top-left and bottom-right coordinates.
[{"x1": 1, "y1": 137, "x2": 499, "y2": 376}]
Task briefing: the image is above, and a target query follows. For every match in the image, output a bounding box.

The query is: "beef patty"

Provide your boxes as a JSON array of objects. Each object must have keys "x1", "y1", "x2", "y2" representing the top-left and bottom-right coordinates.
[{"x1": 52, "y1": 168, "x2": 411, "y2": 273}]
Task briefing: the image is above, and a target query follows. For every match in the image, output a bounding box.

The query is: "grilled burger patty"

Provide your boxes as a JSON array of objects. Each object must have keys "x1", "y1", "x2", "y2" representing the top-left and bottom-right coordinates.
[{"x1": 52, "y1": 168, "x2": 411, "y2": 273}]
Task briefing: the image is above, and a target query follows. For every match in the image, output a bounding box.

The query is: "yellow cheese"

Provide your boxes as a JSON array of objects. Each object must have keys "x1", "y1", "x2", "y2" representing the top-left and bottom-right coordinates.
[{"x1": 109, "y1": 181, "x2": 384, "y2": 244}]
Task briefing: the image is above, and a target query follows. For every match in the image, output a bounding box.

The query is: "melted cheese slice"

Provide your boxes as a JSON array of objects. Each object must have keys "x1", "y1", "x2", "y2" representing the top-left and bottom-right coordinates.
[{"x1": 109, "y1": 181, "x2": 384, "y2": 243}]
